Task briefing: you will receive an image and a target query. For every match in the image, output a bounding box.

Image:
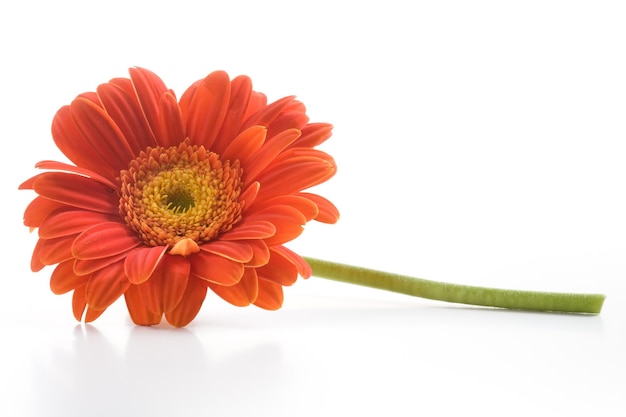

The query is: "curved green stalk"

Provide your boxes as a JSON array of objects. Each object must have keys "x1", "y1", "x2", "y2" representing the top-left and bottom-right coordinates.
[{"x1": 303, "y1": 257, "x2": 605, "y2": 314}]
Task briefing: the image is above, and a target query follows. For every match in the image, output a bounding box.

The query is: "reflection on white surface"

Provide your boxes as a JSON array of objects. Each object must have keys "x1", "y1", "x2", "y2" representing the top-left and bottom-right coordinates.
[
  {"x1": 5, "y1": 287, "x2": 622, "y2": 417},
  {"x1": 30, "y1": 324, "x2": 286, "y2": 416}
]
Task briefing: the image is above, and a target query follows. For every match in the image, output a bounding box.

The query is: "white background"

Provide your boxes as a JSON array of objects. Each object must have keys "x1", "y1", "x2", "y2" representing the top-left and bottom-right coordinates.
[{"x1": 1, "y1": 1, "x2": 625, "y2": 416}]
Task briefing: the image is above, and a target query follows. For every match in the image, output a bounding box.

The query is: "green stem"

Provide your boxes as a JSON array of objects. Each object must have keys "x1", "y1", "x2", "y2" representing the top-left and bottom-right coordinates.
[{"x1": 303, "y1": 257, "x2": 605, "y2": 314}]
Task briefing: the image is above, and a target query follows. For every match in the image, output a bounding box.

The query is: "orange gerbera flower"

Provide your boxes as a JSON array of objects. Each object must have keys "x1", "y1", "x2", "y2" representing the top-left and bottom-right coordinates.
[{"x1": 20, "y1": 68, "x2": 339, "y2": 327}]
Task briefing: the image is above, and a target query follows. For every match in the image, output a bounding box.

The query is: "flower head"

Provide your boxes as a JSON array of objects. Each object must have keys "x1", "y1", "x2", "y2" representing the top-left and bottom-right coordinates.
[{"x1": 20, "y1": 68, "x2": 338, "y2": 327}]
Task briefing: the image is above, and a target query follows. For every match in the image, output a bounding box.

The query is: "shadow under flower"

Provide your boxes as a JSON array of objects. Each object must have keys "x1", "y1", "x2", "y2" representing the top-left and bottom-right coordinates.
[{"x1": 30, "y1": 323, "x2": 288, "y2": 417}]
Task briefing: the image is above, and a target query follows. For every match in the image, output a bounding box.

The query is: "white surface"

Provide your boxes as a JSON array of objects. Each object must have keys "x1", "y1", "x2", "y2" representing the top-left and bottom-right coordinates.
[{"x1": 2, "y1": 1, "x2": 625, "y2": 416}]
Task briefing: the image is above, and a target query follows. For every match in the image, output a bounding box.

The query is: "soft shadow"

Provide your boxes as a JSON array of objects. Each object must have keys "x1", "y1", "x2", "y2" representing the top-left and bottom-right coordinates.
[{"x1": 31, "y1": 324, "x2": 288, "y2": 416}]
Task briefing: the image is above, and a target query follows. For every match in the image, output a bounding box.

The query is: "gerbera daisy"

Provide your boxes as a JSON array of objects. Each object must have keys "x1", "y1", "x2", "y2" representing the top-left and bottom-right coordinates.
[{"x1": 20, "y1": 67, "x2": 339, "y2": 327}]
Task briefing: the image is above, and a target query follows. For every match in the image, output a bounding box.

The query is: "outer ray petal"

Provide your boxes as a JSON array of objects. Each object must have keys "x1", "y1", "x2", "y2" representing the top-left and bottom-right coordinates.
[
  {"x1": 208, "y1": 268, "x2": 258, "y2": 307},
  {"x1": 220, "y1": 125, "x2": 267, "y2": 167},
  {"x1": 190, "y1": 251, "x2": 244, "y2": 285},
  {"x1": 298, "y1": 192, "x2": 340, "y2": 224},
  {"x1": 128, "y1": 67, "x2": 171, "y2": 145},
  {"x1": 85, "y1": 259, "x2": 130, "y2": 310},
  {"x1": 274, "y1": 245, "x2": 313, "y2": 278},
  {"x1": 266, "y1": 110, "x2": 309, "y2": 140},
  {"x1": 239, "y1": 181, "x2": 260, "y2": 209},
  {"x1": 247, "y1": 205, "x2": 307, "y2": 247},
  {"x1": 32, "y1": 235, "x2": 76, "y2": 269},
  {"x1": 243, "y1": 128, "x2": 302, "y2": 182},
  {"x1": 72, "y1": 285, "x2": 107, "y2": 323},
  {"x1": 51, "y1": 106, "x2": 119, "y2": 181},
  {"x1": 35, "y1": 160, "x2": 118, "y2": 190},
  {"x1": 39, "y1": 209, "x2": 121, "y2": 239},
  {"x1": 213, "y1": 75, "x2": 253, "y2": 150},
  {"x1": 291, "y1": 123, "x2": 334, "y2": 148},
  {"x1": 199, "y1": 240, "x2": 253, "y2": 262},
  {"x1": 256, "y1": 247, "x2": 299, "y2": 286},
  {"x1": 124, "y1": 246, "x2": 168, "y2": 284},
  {"x1": 73, "y1": 252, "x2": 128, "y2": 276},
  {"x1": 255, "y1": 157, "x2": 336, "y2": 200},
  {"x1": 248, "y1": 195, "x2": 319, "y2": 222},
  {"x1": 70, "y1": 97, "x2": 137, "y2": 171},
  {"x1": 185, "y1": 71, "x2": 231, "y2": 149},
  {"x1": 32, "y1": 172, "x2": 118, "y2": 214},
  {"x1": 96, "y1": 80, "x2": 157, "y2": 153},
  {"x1": 22, "y1": 196, "x2": 65, "y2": 229},
  {"x1": 159, "y1": 255, "x2": 191, "y2": 313},
  {"x1": 124, "y1": 284, "x2": 162, "y2": 326},
  {"x1": 253, "y1": 278, "x2": 284, "y2": 310},
  {"x1": 241, "y1": 95, "x2": 298, "y2": 131},
  {"x1": 72, "y1": 222, "x2": 141, "y2": 260},
  {"x1": 50, "y1": 260, "x2": 89, "y2": 294},
  {"x1": 135, "y1": 254, "x2": 190, "y2": 315},
  {"x1": 244, "y1": 239, "x2": 270, "y2": 267},
  {"x1": 243, "y1": 91, "x2": 267, "y2": 120},
  {"x1": 157, "y1": 92, "x2": 186, "y2": 148},
  {"x1": 219, "y1": 218, "x2": 276, "y2": 241},
  {"x1": 165, "y1": 276, "x2": 208, "y2": 327}
]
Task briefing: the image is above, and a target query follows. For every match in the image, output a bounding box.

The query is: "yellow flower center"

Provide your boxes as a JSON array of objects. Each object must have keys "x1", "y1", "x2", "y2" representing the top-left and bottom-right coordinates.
[{"x1": 119, "y1": 140, "x2": 244, "y2": 248}]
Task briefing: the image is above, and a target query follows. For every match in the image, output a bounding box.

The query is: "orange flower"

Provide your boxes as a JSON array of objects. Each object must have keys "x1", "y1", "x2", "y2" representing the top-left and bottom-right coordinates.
[{"x1": 20, "y1": 68, "x2": 339, "y2": 327}]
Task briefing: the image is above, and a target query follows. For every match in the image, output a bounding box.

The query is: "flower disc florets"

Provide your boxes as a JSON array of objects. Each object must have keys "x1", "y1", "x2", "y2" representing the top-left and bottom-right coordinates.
[{"x1": 119, "y1": 139, "x2": 243, "y2": 247}]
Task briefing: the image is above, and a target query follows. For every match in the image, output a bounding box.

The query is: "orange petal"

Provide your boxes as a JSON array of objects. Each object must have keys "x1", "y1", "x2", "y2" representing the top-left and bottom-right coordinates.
[
  {"x1": 136, "y1": 254, "x2": 190, "y2": 315},
  {"x1": 298, "y1": 192, "x2": 340, "y2": 224},
  {"x1": 248, "y1": 206, "x2": 306, "y2": 247},
  {"x1": 74, "y1": 252, "x2": 128, "y2": 276},
  {"x1": 220, "y1": 125, "x2": 267, "y2": 167},
  {"x1": 239, "y1": 181, "x2": 260, "y2": 209},
  {"x1": 266, "y1": 110, "x2": 309, "y2": 140},
  {"x1": 70, "y1": 97, "x2": 137, "y2": 172},
  {"x1": 51, "y1": 106, "x2": 119, "y2": 181},
  {"x1": 72, "y1": 222, "x2": 141, "y2": 260},
  {"x1": 32, "y1": 235, "x2": 76, "y2": 269},
  {"x1": 219, "y1": 218, "x2": 276, "y2": 241},
  {"x1": 208, "y1": 268, "x2": 258, "y2": 307},
  {"x1": 157, "y1": 92, "x2": 186, "y2": 148},
  {"x1": 200, "y1": 240, "x2": 253, "y2": 262},
  {"x1": 169, "y1": 238, "x2": 200, "y2": 256},
  {"x1": 124, "y1": 246, "x2": 167, "y2": 284},
  {"x1": 241, "y1": 95, "x2": 297, "y2": 131},
  {"x1": 243, "y1": 128, "x2": 302, "y2": 182},
  {"x1": 213, "y1": 75, "x2": 253, "y2": 152},
  {"x1": 72, "y1": 284, "x2": 88, "y2": 321},
  {"x1": 85, "y1": 260, "x2": 130, "y2": 310},
  {"x1": 35, "y1": 160, "x2": 118, "y2": 190},
  {"x1": 159, "y1": 255, "x2": 191, "y2": 313},
  {"x1": 248, "y1": 195, "x2": 319, "y2": 222},
  {"x1": 244, "y1": 239, "x2": 270, "y2": 267},
  {"x1": 274, "y1": 245, "x2": 312, "y2": 278},
  {"x1": 128, "y1": 67, "x2": 170, "y2": 146},
  {"x1": 185, "y1": 71, "x2": 231, "y2": 149},
  {"x1": 253, "y1": 278, "x2": 284, "y2": 310},
  {"x1": 190, "y1": 251, "x2": 244, "y2": 285},
  {"x1": 50, "y1": 260, "x2": 89, "y2": 294},
  {"x1": 96, "y1": 80, "x2": 157, "y2": 153},
  {"x1": 178, "y1": 79, "x2": 200, "y2": 118},
  {"x1": 256, "y1": 247, "x2": 299, "y2": 286},
  {"x1": 124, "y1": 284, "x2": 162, "y2": 326},
  {"x1": 255, "y1": 152, "x2": 336, "y2": 200},
  {"x1": 71, "y1": 286, "x2": 107, "y2": 323},
  {"x1": 165, "y1": 276, "x2": 208, "y2": 327},
  {"x1": 22, "y1": 196, "x2": 65, "y2": 228},
  {"x1": 291, "y1": 122, "x2": 333, "y2": 148},
  {"x1": 39, "y1": 209, "x2": 120, "y2": 239},
  {"x1": 243, "y1": 91, "x2": 267, "y2": 120},
  {"x1": 32, "y1": 172, "x2": 118, "y2": 214}
]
